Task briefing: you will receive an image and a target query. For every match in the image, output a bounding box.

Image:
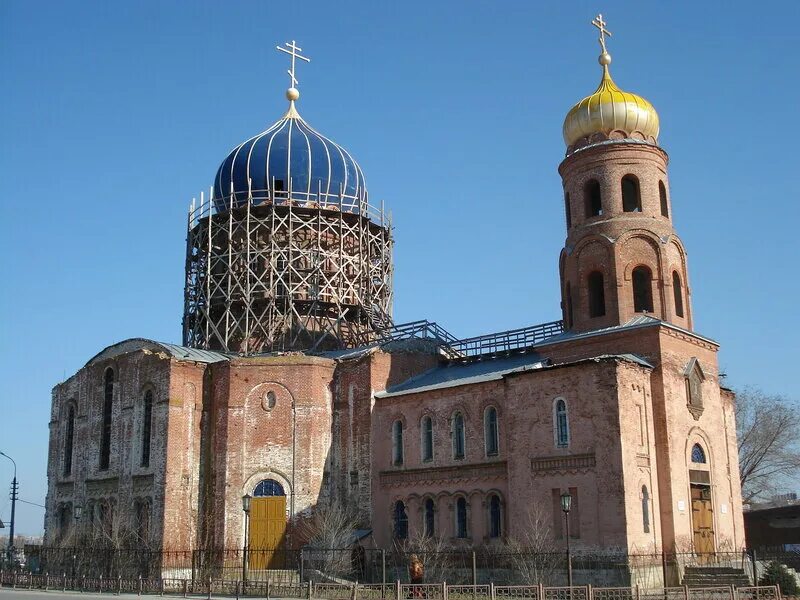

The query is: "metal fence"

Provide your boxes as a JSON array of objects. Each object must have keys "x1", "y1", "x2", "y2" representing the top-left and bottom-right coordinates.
[
  {"x1": 0, "y1": 571, "x2": 781, "y2": 600},
  {"x1": 1, "y1": 548, "x2": 762, "y2": 590}
]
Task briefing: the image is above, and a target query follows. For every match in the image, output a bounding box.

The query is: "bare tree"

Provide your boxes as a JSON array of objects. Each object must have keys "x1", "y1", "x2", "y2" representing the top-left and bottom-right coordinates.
[
  {"x1": 735, "y1": 387, "x2": 800, "y2": 502},
  {"x1": 300, "y1": 501, "x2": 360, "y2": 580},
  {"x1": 496, "y1": 504, "x2": 561, "y2": 585},
  {"x1": 401, "y1": 531, "x2": 454, "y2": 583}
]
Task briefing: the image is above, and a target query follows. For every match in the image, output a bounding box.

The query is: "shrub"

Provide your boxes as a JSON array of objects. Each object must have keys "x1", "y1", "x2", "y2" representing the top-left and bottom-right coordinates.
[{"x1": 759, "y1": 561, "x2": 799, "y2": 596}]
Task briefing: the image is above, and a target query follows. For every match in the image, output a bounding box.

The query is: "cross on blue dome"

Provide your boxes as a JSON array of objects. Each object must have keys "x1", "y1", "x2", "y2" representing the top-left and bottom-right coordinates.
[{"x1": 212, "y1": 41, "x2": 367, "y2": 214}]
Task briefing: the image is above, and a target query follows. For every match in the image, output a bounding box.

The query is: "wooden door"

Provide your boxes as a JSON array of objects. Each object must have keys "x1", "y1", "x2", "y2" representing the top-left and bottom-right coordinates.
[
  {"x1": 691, "y1": 485, "x2": 715, "y2": 557},
  {"x1": 248, "y1": 496, "x2": 287, "y2": 570}
]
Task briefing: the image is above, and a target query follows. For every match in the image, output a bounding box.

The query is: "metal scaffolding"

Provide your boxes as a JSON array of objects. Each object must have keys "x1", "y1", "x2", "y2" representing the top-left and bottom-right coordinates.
[{"x1": 183, "y1": 184, "x2": 393, "y2": 354}]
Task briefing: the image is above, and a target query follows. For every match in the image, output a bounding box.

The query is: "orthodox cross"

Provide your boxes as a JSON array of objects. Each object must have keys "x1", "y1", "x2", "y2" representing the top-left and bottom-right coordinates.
[
  {"x1": 276, "y1": 40, "x2": 311, "y2": 88},
  {"x1": 591, "y1": 14, "x2": 612, "y2": 54}
]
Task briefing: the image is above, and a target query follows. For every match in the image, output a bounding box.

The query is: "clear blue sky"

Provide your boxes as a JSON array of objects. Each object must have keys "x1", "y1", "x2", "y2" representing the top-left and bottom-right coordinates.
[{"x1": 1, "y1": 1, "x2": 798, "y2": 536}]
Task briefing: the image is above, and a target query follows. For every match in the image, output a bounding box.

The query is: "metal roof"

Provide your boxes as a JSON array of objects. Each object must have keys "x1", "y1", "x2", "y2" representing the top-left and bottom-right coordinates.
[
  {"x1": 376, "y1": 352, "x2": 653, "y2": 399},
  {"x1": 86, "y1": 338, "x2": 228, "y2": 367},
  {"x1": 537, "y1": 315, "x2": 718, "y2": 347},
  {"x1": 376, "y1": 352, "x2": 548, "y2": 398}
]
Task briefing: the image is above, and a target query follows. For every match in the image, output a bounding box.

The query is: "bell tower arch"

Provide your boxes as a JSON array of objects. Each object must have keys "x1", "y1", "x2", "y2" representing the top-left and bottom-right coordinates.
[{"x1": 557, "y1": 23, "x2": 692, "y2": 333}]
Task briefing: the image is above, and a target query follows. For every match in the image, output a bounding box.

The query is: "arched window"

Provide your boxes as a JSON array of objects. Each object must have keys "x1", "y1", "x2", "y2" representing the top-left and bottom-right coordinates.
[
  {"x1": 63, "y1": 404, "x2": 75, "y2": 477},
  {"x1": 394, "y1": 501, "x2": 408, "y2": 540},
  {"x1": 452, "y1": 412, "x2": 466, "y2": 459},
  {"x1": 489, "y1": 494, "x2": 503, "y2": 538},
  {"x1": 672, "y1": 271, "x2": 684, "y2": 318},
  {"x1": 421, "y1": 416, "x2": 434, "y2": 462},
  {"x1": 455, "y1": 497, "x2": 468, "y2": 538},
  {"x1": 585, "y1": 180, "x2": 602, "y2": 217},
  {"x1": 588, "y1": 271, "x2": 606, "y2": 318},
  {"x1": 392, "y1": 420, "x2": 404, "y2": 466},
  {"x1": 691, "y1": 443, "x2": 707, "y2": 464},
  {"x1": 424, "y1": 498, "x2": 435, "y2": 537},
  {"x1": 253, "y1": 479, "x2": 286, "y2": 496},
  {"x1": 555, "y1": 399, "x2": 569, "y2": 448},
  {"x1": 565, "y1": 282, "x2": 573, "y2": 329},
  {"x1": 58, "y1": 504, "x2": 72, "y2": 539},
  {"x1": 484, "y1": 407, "x2": 499, "y2": 457},
  {"x1": 135, "y1": 498, "x2": 152, "y2": 542},
  {"x1": 141, "y1": 390, "x2": 153, "y2": 468},
  {"x1": 622, "y1": 175, "x2": 642, "y2": 212},
  {"x1": 659, "y1": 181, "x2": 669, "y2": 217},
  {"x1": 565, "y1": 192, "x2": 572, "y2": 228},
  {"x1": 642, "y1": 486, "x2": 650, "y2": 533},
  {"x1": 99, "y1": 368, "x2": 114, "y2": 471},
  {"x1": 632, "y1": 266, "x2": 654, "y2": 313}
]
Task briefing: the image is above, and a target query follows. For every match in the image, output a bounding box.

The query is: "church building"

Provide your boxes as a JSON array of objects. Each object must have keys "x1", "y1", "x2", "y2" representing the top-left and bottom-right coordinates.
[{"x1": 45, "y1": 20, "x2": 745, "y2": 558}]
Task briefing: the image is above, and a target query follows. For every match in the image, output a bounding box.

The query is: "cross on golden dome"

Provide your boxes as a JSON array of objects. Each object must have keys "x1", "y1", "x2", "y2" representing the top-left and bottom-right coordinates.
[{"x1": 591, "y1": 14, "x2": 612, "y2": 56}]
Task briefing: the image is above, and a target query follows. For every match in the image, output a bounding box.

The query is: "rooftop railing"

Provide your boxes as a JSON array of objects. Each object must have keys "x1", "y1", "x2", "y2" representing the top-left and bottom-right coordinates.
[
  {"x1": 187, "y1": 182, "x2": 389, "y2": 229},
  {"x1": 377, "y1": 319, "x2": 565, "y2": 360}
]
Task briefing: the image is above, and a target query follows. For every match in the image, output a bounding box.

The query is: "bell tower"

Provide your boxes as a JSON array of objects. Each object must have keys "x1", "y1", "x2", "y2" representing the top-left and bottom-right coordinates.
[{"x1": 558, "y1": 15, "x2": 692, "y2": 333}]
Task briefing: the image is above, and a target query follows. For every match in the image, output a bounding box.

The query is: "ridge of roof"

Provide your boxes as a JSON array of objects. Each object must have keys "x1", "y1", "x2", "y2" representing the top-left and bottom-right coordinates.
[
  {"x1": 537, "y1": 316, "x2": 718, "y2": 347},
  {"x1": 85, "y1": 338, "x2": 228, "y2": 367}
]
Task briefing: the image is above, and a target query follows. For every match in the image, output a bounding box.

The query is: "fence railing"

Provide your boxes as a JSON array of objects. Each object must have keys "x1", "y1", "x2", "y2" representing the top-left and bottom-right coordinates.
[
  {"x1": 1, "y1": 548, "x2": 763, "y2": 589},
  {"x1": 0, "y1": 571, "x2": 782, "y2": 600}
]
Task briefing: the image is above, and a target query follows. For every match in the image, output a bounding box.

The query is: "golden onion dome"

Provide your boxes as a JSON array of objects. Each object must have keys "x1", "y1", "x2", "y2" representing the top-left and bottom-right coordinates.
[{"x1": 563, "y1": 18, "x2": 660, "y2": 149}]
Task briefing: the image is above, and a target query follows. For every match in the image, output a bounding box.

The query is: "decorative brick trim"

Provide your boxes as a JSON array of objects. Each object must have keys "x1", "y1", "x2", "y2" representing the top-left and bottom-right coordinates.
[
  {"x1": 379, "y1": 461, "x2": 507, "y2": 487},
  {"x1": 531, "y1": 453, "x2": 596, "y2": 475}
]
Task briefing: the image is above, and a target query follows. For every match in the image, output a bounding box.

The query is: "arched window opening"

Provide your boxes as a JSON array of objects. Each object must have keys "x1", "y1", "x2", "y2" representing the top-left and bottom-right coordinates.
[
  {"x1": 489, "y1": 494, "x2": 502, "y2": 538},
  {"x1": 565, "y1": 283, "x2": 574, "y2": 329},
  {"x1": 424, "y1": 498, "x2": 435, "y2": 537},
  {"x1": 555, "y1": 399, "x2": 569, "y2": 448},
  {"x1": 135, "y1": 499, "x2": 152, "y2": 543},
  {"x1": 456, "y1": 497, "x2": 468, "y2": 538},
  {"x1": 632, "y1": 266, "x2": 654, "y2": 313},
  {"x1": 659, "y1": 181, "x2": 669, "y2": 217},
  {"x1": 99, "y1": 368, "x2": 114, "y2": 471},
  {"x1": 253, "y1": 479, "x2": 286, "y2": 496},
  {"x1": 141, "y1": 390, "x2": 153, "y2": 468},
  {"x1": 452, "y1": 412, "x2": 466, "y2": 459},
  {"x1": 642, "y1": 486, "x2": 650, "y2": 533},
  {"x1": 392, "y1": 420, "x2": 404, "y2": 466},
  {"x1": 588, "y1": 271, "x2": 606, "y2": 318},
  {"x1": 63, "y1": 405, "x2": 75, "y2": 477},
  {"x1": 672, "y1": 271, "x2": 684, "y2": 318},
  {"x1": 565, "y1": 192, "x2": 572, "y2": 228},
  {"x1": 622, "y1": 175, "x2": 642, "y2": 212},
  {"x1": 421, "y1": 416, "x2": 434, "y2": 462},
  {"x1": 585, "y1": 180, "x2": 602, "y2": 217},
  {"x1": 485, "y1": 407, "x2": 499, "y2": 457},
  {"x1": 58, "y1": 504, "x2": 72, "y2": 539},
  {"x1": 691, "y1": 443, "x2": 707, "y2": 464},
  {"x1": 394, "y1": 501, "x2": 408, "y2": 540}
]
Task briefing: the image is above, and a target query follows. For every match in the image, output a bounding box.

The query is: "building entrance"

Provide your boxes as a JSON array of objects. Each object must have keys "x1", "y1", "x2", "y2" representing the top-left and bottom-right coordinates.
[
  {"x1": 248, "y1": 479, "x2": 287, "y2": 570},
  {"x1": 691, "y1": 484, "x2": 715, "y2": 556}
]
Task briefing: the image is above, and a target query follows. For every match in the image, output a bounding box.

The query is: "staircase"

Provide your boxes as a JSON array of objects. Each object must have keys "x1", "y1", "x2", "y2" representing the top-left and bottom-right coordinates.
[{"x1": 682, "y1": 566, "x2": 751, "y2": 587}]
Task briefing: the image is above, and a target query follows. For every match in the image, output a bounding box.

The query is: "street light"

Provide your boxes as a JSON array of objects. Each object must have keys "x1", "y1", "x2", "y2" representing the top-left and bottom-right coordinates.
[
  {"x1": 0, "y1": 451, "x2": 18, "y2": 565},
  {"x1": 71, "y1": 506, "x2": 83, "y2": 577},
  {"x1": 242, "y1": 494, "x2": 252, "y2": 588},
  {"x1": 560, "y1": 491, "x2": 573, "y2": 589}
]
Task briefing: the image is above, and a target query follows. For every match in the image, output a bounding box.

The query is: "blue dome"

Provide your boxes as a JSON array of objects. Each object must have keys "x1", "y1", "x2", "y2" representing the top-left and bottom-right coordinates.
[{"x1": 213, "y1": 105, "x2": 367, "y2": 213}]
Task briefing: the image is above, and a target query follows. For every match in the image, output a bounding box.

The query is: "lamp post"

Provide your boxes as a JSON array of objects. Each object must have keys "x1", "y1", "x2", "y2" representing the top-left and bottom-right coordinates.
[
  {"x1": 72, "y1": 506, "x2": 82, "y2": 578},
  {"x1": 242, "y1": 494, "x2": 252, "y2": 588},
  {"x1": 0, "y1": 451, "x2": 18, "y2": 566},
  {"x1": 560, "y1": 491, "x2": 573, "y2": 589}
]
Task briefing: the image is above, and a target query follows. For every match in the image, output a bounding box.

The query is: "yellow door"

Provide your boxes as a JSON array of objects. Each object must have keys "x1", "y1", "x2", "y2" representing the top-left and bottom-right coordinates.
[
  {"x1": 691, "y1": 486, "x2": 715, "y2": 558},
  {"x1": 248, "y1": 496, "x2": 287, "y2": 570}
]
